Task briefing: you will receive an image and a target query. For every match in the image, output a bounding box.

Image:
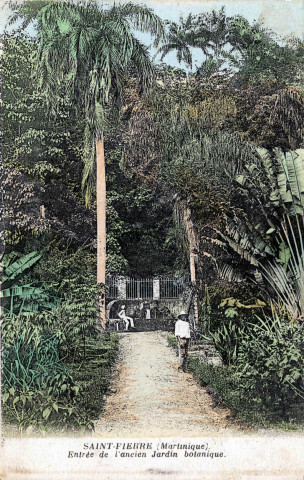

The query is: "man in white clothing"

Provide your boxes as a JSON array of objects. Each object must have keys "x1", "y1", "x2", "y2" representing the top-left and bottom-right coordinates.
[{"x1": 175, "y1": 310, "x2": 191, "y2": 372}]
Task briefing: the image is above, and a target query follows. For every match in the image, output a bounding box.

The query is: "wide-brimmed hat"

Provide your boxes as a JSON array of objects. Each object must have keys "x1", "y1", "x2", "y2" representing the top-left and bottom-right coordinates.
[{"x1": 178, "y1": 310, "x2": 187, "y2": 318}]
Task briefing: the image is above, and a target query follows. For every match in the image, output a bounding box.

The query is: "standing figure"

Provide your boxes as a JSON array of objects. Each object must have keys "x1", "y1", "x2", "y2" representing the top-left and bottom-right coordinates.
[
  {"x1": 144, "y1": 301, "x2": 151, "y2": 320},
  {"x1": 138, "y1": 299, "x2": 144, "y2": 320},
  {"x1": 118, "y1": 305, "x2": 134, "y2": 331},
  {"x1": 174, "y1": 310, "x2": 191, "y2": 372}
]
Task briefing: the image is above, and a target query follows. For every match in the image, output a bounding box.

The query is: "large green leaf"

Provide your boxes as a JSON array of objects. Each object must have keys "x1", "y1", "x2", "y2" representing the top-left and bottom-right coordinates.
[
  {"x1": 2, "y1": 251, "x2": 42, "y2": 284},
  {"x1": 1, "y1": 284, "x2": 45, "y2": 299},
  {"x1": 1, "y1": 251, "x2": 60, "y2": 315},
  {"x1": 275, "y1": 148, "x2": 304, "y2": 211}
]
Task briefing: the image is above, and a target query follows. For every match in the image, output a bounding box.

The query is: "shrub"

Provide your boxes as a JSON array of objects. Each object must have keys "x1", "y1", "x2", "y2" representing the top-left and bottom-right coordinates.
[
  {"x1": 70, "y1": 332, "x2": 118, "y2": 422},
  {"x1": 188, "y1": 357, "x2": 246, "y2": 415},
  {"x1": 200, "y1": 284, "x2": 266, "y2": 330},
  {"x1": 202, "y1": 319, "x2": 246, "y2": 366},
  {"x1": 2, "y1": 333, "x2": 70, "y2": 392},
  {"x1": 199, "y1": 285, "x2": 268, "y2": 366},
  {"x1": 190, "y1": 311, "x2": 304, "y2": 424},
  {"x1": 235, "y1": 315, "x2": 304, "y2": 419},
  {"x1": 2, "y1": 304, "x2": 118, "y2": 433}
]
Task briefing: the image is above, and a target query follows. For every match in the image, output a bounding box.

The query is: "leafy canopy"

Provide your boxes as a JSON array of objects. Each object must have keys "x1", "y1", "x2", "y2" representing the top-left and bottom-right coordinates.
[{"x1": 29, "y1": 1, "x2": 165, "y2": 205}]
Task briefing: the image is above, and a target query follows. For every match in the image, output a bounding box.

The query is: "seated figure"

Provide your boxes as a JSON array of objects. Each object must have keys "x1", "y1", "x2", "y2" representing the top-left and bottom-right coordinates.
[{"x1": 118, "y1": 305, "x2": 134, "y2": 331}]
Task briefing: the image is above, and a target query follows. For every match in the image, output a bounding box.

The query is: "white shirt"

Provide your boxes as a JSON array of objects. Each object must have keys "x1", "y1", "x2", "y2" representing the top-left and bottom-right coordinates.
[{"x1": 175, "y1": 320, "x2": 191, "y2": 339}]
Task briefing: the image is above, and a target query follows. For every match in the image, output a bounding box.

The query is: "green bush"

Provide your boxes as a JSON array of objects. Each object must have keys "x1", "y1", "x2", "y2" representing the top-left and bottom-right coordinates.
[
  {"x1": 188, "y1": 357, "x2": 246, "y2": 415},
  {"x1": 190, "y1": 312, "x2": 304, "y2": 425},
  {"x1": 199, "y1": 285, "x2": 268, "y2": 366},
  {"x1": 2, "y1": 333, "x2": 70, "y2": 392},
  {"x1": 1, "y1": 243, "x2": 118, "y2": 434},
  {"x1": 200, "y1": 285, "x2": 266, "y2": 330},
  {"x1": 202, "y1": 319, "x2": 246, "y2": 366},
  {"x1": 2, "y1": 294, "x2": 118, "y2": 433},
  {"x1": 2, "y1": 327, "x2": 84, "y2": 431},
  {"x1": 69, "y1": 332, "x2": 118, "y2": 422},
  {"x1": 235, "y1": 315, "x2": 304, "y2": 419}
]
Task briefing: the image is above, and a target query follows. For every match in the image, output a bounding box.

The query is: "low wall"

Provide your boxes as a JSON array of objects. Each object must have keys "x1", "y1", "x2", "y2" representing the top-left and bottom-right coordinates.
[{"x1": 107, "y1": 298, "x2": 194, "y2": 332}]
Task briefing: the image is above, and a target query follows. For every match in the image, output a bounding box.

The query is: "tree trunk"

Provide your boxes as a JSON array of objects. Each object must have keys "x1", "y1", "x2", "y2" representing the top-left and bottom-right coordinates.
[
  {"x1": 96, "y1": 136, "x2": 107, "y2": 329},
  {"x1": 181, "y1": 201, "x2": 199, "y2": 325}
]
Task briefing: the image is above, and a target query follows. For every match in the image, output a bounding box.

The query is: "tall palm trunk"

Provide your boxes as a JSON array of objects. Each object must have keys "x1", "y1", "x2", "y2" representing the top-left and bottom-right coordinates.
[{"x1": 96, "y1": 136, "x2": 107, "y2": 329}]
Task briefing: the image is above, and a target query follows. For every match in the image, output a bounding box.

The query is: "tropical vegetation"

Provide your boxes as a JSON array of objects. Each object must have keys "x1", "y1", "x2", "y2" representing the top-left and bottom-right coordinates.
[{"x1": 2, "y1": 0, "x2": 304, "y2": 431}]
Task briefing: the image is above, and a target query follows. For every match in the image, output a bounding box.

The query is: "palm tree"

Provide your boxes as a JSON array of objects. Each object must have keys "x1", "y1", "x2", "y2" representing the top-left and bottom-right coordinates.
[
  {"x1": 156, "y1": 15, "x2": 194, "y2": 69},
  {"x1": 196, "y1": 7, "x2": 229, "y2": 60},
  {"x1": 34, "y1": 1, "x2": 164, "y2": 328},
  {"x1": 157, "y1": 9, "x2": 229, "y2": 74}
]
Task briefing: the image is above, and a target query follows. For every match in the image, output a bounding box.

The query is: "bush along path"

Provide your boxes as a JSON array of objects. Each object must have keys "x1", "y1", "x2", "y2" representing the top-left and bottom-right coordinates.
[
  {"x1": 94, "y1": 331, "x2": 246, "y2": 437},
  {"x1": 2, "y1": 284, "x2": 119, "y2": 437}
]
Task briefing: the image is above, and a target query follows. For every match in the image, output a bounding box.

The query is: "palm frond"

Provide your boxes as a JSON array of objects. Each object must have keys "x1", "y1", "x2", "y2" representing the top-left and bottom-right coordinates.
[
  {"x1": 33, "y1": 1, "x2": 157, "y2": 206},
  {"x1": 129, "y1": 37, "x2": 155, "y2": 89},
  {"x1": 113, "y1": 2, "x2": 165, "y2": 45},
  {"x1": 81, "y1": 124, "x2": 96, "y2": 208},
  {"x1": 217, "y1": 262, "x2": 244, "y2": 283}
]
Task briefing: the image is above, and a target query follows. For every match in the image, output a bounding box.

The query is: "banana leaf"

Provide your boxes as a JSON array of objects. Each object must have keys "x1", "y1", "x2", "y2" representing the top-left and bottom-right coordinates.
[{"x1": 2, "y1": 251, "x2": 42, "y2": 283}]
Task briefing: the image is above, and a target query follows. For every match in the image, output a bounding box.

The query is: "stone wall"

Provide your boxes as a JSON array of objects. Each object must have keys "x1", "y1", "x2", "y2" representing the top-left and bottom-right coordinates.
[{"x1": 107, "y1": 298, "x2": 194, "y2": 332}]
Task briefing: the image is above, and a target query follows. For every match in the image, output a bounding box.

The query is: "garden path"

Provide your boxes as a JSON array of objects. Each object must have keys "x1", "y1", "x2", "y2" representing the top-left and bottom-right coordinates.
[{"x1": 94, "y1": 331, "x2": 246, "y2": 437}]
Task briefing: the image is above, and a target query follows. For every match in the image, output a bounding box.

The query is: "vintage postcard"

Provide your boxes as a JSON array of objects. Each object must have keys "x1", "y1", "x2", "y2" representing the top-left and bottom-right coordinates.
[{"x1": 1, "y1": 0, "x2": 304, "y2": 478}]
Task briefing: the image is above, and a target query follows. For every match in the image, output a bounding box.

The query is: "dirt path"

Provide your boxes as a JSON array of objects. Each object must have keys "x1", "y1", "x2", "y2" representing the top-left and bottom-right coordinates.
[{"x1": 94, "y1": 331, "x2": 247, "y2": 437}]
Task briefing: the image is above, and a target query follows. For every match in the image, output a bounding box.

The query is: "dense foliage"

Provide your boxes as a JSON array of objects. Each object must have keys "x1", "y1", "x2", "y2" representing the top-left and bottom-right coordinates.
[
  {"x1": 3, "y1": 0, "x2": 304, "y2": 430},
  {"x1": 189, "y1": 312, "x2": 304, "y2": 424},
  {"x1": 2, "y1": 248, "x2": 118, "y2": 432}
]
